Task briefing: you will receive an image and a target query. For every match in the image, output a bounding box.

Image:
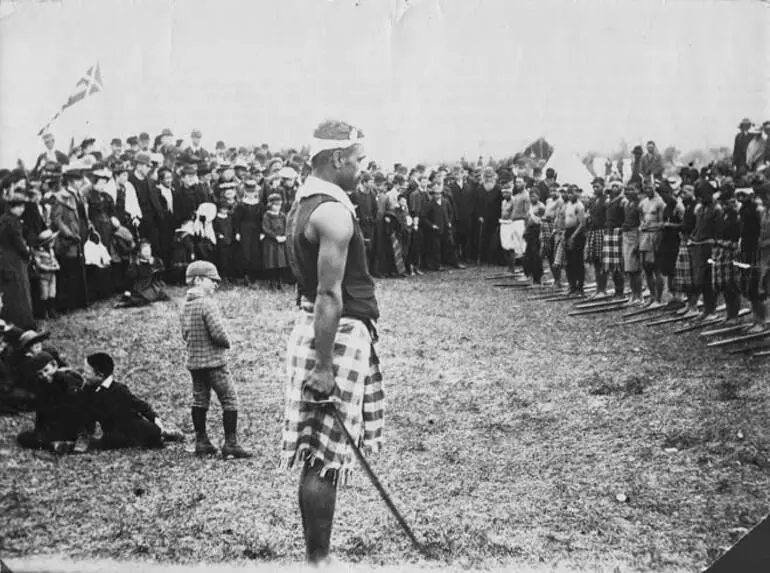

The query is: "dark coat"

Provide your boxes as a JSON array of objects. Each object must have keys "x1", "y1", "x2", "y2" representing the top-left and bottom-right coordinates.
[
  {"x1": 232, "y1": 201, "x2": 264, "y2": 273},
  {"x1": 50, "y1": 188, "x2": 88, "y2": 259},
  {"x1": 421, "y1": 199, "x2": 449, "y2": 234},
  {"x1": 477, "y1": 184, "x2": 503, "y2": 224},
  {"x1": 34, "y1": 370, "x2": 86, "y2": 442},
  {"x1": 173, "y1": 183, "x2": 210, "y2": 229},
  {"x1": 733, "y1": 131, "x2": 753, "y2": 169},
  {"x1": 449, "y1": 181, "x2": 476, "y2": 233},
  {"x1": 84, "y1": 379, "x2": 158, "y2": 437},
  {"x1": 0, "y1": 212, "x2": 34, "y2": 329},
  {"x1": 21, "y1": 203, "x2": 47, "y2": 246},
  {"x1": 130, "y1": 173, "x2": 164, "y2": 246}
]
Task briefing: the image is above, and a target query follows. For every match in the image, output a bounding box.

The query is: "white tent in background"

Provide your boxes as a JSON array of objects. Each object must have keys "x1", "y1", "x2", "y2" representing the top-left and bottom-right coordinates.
[{"x1": 546, "y1": 144, "x2": 594, "y2": 193}]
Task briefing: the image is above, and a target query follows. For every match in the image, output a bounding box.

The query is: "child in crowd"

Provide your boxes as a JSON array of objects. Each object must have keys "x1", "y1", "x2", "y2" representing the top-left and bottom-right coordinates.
[
  {"x1": 82, "y1": 352, "x2": 183, "y2": 450},
  {"x1": 16, "y1": 351, "x2": 89, "y2": 454},
  {"x1": 31, "y1": 229, "x2": 60, "y2": 320},
  {"x1": 117, "y1": 240, "x2": 169, "y2": 308},
  {"x1": 180, "y1": 261, "x2": 251, "y2": 459},
  {"x1": 213, "y1": 200, "x2": 236, "y2": 282},
  {"x1": 261, "y1": 193, "x2": 289, "y2": 290}
]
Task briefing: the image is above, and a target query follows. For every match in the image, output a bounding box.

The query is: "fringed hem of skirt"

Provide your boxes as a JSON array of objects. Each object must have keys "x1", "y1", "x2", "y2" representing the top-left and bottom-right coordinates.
[{"x1": 280, "y1": 441, "x2": 383, "y2": 487}]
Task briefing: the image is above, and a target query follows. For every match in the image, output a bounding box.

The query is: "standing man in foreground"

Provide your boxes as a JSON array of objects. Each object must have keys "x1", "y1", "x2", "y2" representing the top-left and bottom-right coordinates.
[{"x1": 282, "y1": 120, "x2": 385, "y2": 566}]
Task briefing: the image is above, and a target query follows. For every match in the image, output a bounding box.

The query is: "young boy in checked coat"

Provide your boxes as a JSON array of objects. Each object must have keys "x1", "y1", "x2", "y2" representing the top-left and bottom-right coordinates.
[{"x1": 180, "y1": 261, "x2": 251, "y2": 459}]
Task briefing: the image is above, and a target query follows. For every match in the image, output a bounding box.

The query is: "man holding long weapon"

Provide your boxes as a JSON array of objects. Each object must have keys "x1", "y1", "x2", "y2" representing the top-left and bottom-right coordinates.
[{"x1": 281, "y1": 120, "x2": 385, "y2": 566}]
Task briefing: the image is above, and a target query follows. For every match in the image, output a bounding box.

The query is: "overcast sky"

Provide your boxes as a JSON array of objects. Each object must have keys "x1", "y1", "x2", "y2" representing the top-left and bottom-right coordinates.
[{"x1": 0, "y1": 0, "x2": 768, "y2": 166}]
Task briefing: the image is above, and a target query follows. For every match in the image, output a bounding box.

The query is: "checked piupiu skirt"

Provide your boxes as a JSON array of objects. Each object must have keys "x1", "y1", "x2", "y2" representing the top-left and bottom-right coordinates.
[
  {"x1": 539, "y1": 219, "x2": 555, "y2": 260},
  {"x1": 602, "y1": 228, "x2": 623, "y2": 273},
  {"x1": 584, "y1": 228, "x2": 604, "y2": 265},
  {"x1": 672, "y1": 239, "x2": 694, "y2": 293},
  {"x1": 281, "y1": 312, "x2": 385, "y2": 485},
  {"x1": 711, "y1": 240, "x2": 739, "y2": 293}
]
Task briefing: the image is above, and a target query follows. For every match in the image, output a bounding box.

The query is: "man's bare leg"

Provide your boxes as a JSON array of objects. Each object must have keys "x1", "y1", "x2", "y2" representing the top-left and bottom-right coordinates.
[{"x1": 299, "y1": 460, "x2": 338, "y2": 564}]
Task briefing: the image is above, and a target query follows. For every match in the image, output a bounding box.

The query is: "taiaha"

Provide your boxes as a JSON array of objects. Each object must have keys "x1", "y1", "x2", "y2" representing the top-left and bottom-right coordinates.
[
  {"x1": 700, "y1": 323, "x2": 751, "y2": 338},
  {"x1": 574, "y1": 295, "x2": 628, "y2": 309},
  {"x1": 673, "y1": 317, "x2": 727, "y2": 335},
  {"x1": 726, "y1": 342, "x2": 770, "y2": 355},
  {"x1": 493, "y1": 281, "x2": 532, "y2": 288},
  {"x1": 304, "y1": 399, "x2": 427, "y2": 556},
  {"x1": 621, "y1": 302, "x2": 677, "y2": 319},
  {"x1": 568, "y1": 300, "x2": 630, "y2": 316},
  {"x1": 707, "y1": 329, "x2": 770, "y2": 348}
]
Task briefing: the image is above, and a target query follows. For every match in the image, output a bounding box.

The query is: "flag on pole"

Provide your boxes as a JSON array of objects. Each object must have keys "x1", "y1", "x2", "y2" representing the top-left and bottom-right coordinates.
[{"x1": 37, "y1": 62, "x2": 104, "y2": 136}]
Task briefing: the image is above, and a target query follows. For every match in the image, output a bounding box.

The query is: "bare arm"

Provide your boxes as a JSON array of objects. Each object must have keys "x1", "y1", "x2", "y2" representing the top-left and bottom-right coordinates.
[{"x1": 307, "y1": 202, "x2": 354, "y2": 376}]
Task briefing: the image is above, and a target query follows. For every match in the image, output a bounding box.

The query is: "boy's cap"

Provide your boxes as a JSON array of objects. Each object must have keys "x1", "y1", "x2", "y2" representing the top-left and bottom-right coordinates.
[
  {"x1": 186, "y1": 261, "x2": 222, "y2": 283},
  {"x1": 31, "y1": 351, "x2": 55, "y2": 373},
  {"x1": 87, "y1": 352, "x2": 114, "y2": 377}
]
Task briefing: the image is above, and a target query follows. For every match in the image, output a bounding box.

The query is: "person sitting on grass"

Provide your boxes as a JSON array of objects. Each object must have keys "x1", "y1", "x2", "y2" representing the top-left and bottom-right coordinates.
[
  {"x1": 82, "y1": 352, "x2": 184, "y2": 450},
  {"x1": 0, "y1": 321, "x2": 36, "y2": 414},
  {"x1": 16, "y1": 351, "x2": 90, "y2": 454},
  {"x1": 116, "y1": 240, "x2": 170, "y2": 308},
  {"x1": 3, "y1": 327, "x2": 67, "y2": 402},
  {"x1": 181, "y1": 261, "x2": 252, "y2": 459}
]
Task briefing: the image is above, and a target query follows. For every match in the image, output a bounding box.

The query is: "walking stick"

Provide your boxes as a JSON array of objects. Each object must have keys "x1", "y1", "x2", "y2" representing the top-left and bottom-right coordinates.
[{"x1": 304, "y1": 398, "x2": 426, "y2": 557}]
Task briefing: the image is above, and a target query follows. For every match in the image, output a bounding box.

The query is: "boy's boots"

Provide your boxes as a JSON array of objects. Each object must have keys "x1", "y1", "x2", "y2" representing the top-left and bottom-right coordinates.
[
  {"x1": 192, "y1": 407, "x2": 217, "y2": 456},
  {"x1": 221, "y1": 410, "x2": 252, "y2": 459}
]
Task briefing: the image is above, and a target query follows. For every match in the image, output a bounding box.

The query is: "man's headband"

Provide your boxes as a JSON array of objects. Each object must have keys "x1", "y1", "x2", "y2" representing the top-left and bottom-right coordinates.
[{"x1": 309, "y1": 128, "x2": 364, "y2": 159}]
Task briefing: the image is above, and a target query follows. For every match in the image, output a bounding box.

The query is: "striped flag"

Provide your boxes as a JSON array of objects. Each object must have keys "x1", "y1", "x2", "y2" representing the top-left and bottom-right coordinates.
[{"x1": 37, "y1": 62, "x2": 104, "y2": 136}]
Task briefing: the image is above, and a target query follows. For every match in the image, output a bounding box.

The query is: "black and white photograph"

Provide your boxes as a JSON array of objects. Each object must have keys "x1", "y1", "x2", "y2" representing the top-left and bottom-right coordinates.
[{"x1": 1, "y1": 0, "x2": 769, "y2": 572}]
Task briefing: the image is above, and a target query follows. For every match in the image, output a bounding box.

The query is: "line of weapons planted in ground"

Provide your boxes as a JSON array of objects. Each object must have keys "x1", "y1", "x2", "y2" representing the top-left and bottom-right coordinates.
[{"x1": 487, "y1": 264, "x2": 770, "y2": 359}]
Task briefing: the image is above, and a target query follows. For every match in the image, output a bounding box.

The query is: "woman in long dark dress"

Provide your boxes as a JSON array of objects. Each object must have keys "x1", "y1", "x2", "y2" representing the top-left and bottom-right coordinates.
[
  {"x1": 86, "y1": 168, "x2": 116, "y2": 299},
  {"x1": 0, "y1": 194, "x2": 35, "y2": 329},
  {"x1": 86, "y1": 168, "x2": 116, "y2": 255},
  {"x1": 232, "y1": 181, "x2": 264, "y2": 283}
]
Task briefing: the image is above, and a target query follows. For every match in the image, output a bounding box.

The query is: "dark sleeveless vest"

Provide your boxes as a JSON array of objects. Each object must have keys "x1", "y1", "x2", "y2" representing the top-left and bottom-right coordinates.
[{"x1": 286, "y1": 193, "x2": 379, "y2": 323}]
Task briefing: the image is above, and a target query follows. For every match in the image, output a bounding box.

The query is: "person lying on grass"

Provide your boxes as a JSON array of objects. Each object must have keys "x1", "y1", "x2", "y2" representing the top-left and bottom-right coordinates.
[
  {"x1": 181, "y1": 261, "x2": 252, "y2": 459},
  {"x1": 81, "y1": 352, "x2": 184, "y2": 450},
  {"x1": 16, "y1": 351, "x2": 90, "y2": 455}
]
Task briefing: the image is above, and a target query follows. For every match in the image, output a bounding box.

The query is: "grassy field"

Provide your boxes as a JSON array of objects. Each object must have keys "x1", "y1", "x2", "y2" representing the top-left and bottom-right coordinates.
[{"x1": 1, "y1": 268, "x2": 769, "y2": 572}]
